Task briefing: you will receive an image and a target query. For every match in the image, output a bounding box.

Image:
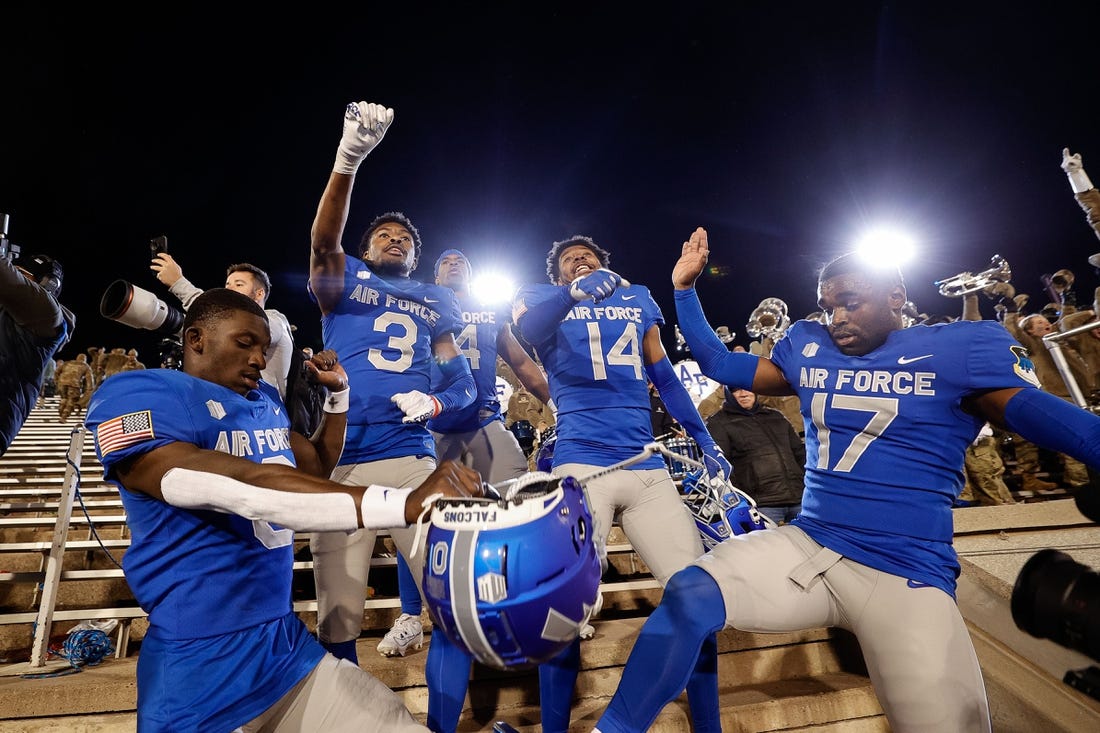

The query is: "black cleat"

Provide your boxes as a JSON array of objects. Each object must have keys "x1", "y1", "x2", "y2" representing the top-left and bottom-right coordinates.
[{"x1": 493, "y1": 723, "x2": 520, "y2": 733}]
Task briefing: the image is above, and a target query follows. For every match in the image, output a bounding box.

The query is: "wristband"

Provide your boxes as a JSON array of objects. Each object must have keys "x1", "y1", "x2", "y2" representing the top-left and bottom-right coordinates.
[
  {"x1": 323, "y1": 387, "x2": 350, "y2": 414},
  {"x1": 360, "y1": 485, "x2": 415, "y2": 529}
]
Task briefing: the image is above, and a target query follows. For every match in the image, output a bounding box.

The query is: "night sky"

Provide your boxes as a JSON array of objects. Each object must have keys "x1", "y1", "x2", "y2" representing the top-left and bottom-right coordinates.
[{"x1": 5, "y1": 3, "x2": 1100, "y2": 363}]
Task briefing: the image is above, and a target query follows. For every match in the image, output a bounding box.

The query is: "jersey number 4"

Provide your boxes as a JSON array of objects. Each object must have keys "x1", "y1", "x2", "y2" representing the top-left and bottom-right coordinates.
[
  {"x1": 586, "y1": 322, "x2": 642, "y2": 380},
  {"x1": 809, "y1": 393, "x2": 898, "y2": 472}
]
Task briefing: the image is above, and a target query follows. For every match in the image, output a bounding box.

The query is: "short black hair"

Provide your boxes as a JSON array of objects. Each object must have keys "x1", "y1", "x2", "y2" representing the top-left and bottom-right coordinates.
[
  {"x1": 818, "y1": 252, "x2": 905, "y2": 289},
  {"x1": 358, "y1": 211, "x2": 423, "y2": 263},
  {"x1": 185, "y1": 288, "x2": 268, "y2": 331},
  {"x1": 226, "y1": 263, "x2": 272, "y2": 303},
  {"x1": 545, "y1": 235, "x2": 611, "y2": 284}
]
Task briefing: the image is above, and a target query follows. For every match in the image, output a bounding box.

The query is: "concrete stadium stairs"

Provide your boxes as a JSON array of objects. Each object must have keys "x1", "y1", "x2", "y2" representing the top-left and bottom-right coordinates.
[{"x1": 1, "y1": 398, "x2": 1099, "y2": 731}]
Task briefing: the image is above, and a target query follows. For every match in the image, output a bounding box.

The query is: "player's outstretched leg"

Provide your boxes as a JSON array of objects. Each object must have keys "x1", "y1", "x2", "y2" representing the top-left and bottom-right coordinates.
[
  {"x1": 595, "y1": 566, "x2": 726, "y2": 733},
  {"x1": 685, "y1": 631, "x2": 721, "y2": 732}
]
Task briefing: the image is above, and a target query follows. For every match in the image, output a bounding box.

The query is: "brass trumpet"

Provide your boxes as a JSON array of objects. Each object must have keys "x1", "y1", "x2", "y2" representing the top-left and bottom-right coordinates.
[
  {"x1": 746, "y1": 297, "x2": 790, "y2": 340},
  {"x1": 935, "y1": 255, "x2": 1011, "y2": 297}
]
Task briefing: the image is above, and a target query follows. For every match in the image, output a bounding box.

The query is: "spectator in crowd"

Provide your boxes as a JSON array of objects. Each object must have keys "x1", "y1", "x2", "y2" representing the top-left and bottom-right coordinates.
[
  {"x1": 987, "y1": 283, "x2": 1092, "y2": 489},
  {"x1": 705, "y1": 386, "x2": 805, "y2": 525},
  {"x1": 956, "y1": 424, "x2": 1019, "y2": 506},
  {"x1": 305, "y1": 100, "x2": 475, "y2": 694},
  {"x1": 101, "y1": 347, "x2": 130, "y2": 381},
  {"x1": 121, "y1": 350, "x2": 146, "y2": 372},
  {"x1": 648, "y1": 379, "x2": 679, "y2": 438},
  {"x1": 1, "y1": 248, "x2": 73, "y2": 451},
  {"x1": 1061, "y1": 147, "x2": 1100, "y2": 267},
  {"x1": 76, "y1": 346, "x2": 103, "y2": 412},
  {"x1": 1054, "y1": 284, "x2": 1100, "y2": 403},
  {"x1": 151, "y1": 255, "x2": 296, "y2": 401},
  {"x1": 514, "y1": 234, "x2": 730, "y2": 733},
  {"x1": 85, "y1": 287, "x2": 483, "y2": 732},
  {"x1": 506, "y1": 383, "x2": 555, "y2": 465},
  {"x1": 593, "y1": 226, "x2": 1100, "y2": 733},
  {"x1": 55, "y1": 352, "x2": 93, "y2": 422}
]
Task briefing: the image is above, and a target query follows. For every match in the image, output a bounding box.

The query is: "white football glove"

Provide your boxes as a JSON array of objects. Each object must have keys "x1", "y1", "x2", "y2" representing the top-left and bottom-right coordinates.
[
  {"x1": 569, "y1": 269, "x2": 625, "y2": 303},
  {"x1": 392, "y1": 390, "x2": 442, "y2": 423},
  {"x1": 1062, "y1": 147, "x2": 1094, "y2": 194},
  {"x1": 333, "y1": 102, "x2": 394, "y2": 175}
]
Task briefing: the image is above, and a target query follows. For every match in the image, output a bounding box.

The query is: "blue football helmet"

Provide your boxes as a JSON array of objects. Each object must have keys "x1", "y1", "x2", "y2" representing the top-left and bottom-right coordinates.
[
  {"x1": 535, "y1": 427, "x2": 557, "y2": 472},
  {"x1": 422, "y1": 472, "x2": 602, "y2": 670},
  {"x1": 681, "y1": 468, "x2": 767, "y2": 551}
]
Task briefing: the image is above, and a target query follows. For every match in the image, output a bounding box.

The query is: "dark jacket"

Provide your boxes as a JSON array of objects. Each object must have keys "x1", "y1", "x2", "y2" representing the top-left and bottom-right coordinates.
[
  {"x1": 705, "y1": 394, "x2": 805, "y2": 507},
  {"x1": 0, "y1": 257, "x2": 74, "y2": 454}
]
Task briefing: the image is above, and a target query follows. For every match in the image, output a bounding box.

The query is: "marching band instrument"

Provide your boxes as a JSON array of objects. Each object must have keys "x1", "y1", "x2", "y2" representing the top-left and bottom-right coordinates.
[
  {"x1": 935, "y1": 254, "x2": 1011, "y2": 297},
  {"x1": 745, "y1": 297, "x2": 790, "y2": 340}
]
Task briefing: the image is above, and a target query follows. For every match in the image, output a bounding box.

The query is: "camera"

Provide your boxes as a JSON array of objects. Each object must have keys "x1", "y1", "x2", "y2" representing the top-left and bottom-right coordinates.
[
  {"x1": 100, "y1": 279, "x2": 185, "y2": 336},
  {"x1": 0, "y1": 213, "x2": 18, "y2": 262},
  {"x1": 1011, "y1": 548, "x2": 1100, "y2": 700},
  {"x1": 157, "y1": 337, "x2": 183, "y2": 370}
]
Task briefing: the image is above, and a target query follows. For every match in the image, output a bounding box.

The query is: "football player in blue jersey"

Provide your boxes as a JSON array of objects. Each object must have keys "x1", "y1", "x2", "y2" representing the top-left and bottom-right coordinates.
[
  {"x1": 512, "y1": 236, "x2": 732, "y2": 733},
  {"x1": 307, "y1": 102, "x2": 476, "y2": 668},
  {"x1": 85, "y1": 288, "x2": 483, "y2": 732},
  {"x1": 395, "y1": 247, "x2": 556, "y2": 731},
  {"x1": 593, "y1": 227, "x2": 1100, "y2": 733}
]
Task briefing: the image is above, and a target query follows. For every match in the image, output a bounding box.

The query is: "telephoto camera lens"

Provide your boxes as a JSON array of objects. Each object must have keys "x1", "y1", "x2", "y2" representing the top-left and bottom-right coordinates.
[{"x1": 1011, "y1": 548, "x2": 1100, "y2": 663}]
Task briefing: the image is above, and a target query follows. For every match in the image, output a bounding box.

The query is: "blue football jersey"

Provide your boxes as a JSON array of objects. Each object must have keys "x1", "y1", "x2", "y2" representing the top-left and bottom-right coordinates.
[
  {"x1": 85, "y1": 369, "x2": 323, "y2": 731},
  {"x1": 428, "y1": 292, "x2": 510, "y2": 433},
  {"x1": 770, "y1": 319, "x2": 1040, "y2": 595},
  {"x1": 513, "y1": 283, "x2": 665, "y2": 469},
  {"x1": 319, "y1": 254, "x2": 464, "y2": 463}
]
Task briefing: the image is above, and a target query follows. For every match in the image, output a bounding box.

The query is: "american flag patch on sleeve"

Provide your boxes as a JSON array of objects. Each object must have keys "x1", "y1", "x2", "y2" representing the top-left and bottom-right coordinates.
[{"x1": 96, "y1": 411, "x2": 155, "y2": 456}]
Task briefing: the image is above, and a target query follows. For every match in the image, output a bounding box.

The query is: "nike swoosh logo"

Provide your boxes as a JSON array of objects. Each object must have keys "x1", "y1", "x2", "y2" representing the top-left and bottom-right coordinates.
[
  {"x1": 424, "y1": 297, "x2": 439, "y2": 303},
  {"x1": 897, "y1": 354, "x2": 933, "y2": 364},
  {"x1": 622, "y1": 294, "x2": 636, "y2": 300},
  {"x1": 907, "y1": 579, "x2": 933, "y2": 589}
]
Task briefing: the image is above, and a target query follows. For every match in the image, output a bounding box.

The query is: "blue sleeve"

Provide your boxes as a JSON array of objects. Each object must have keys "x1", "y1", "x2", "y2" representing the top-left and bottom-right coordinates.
[
  {"x1": 1003, "y1": 388, "x2": 1100, "y2": 468},
  {"x1": 644, "y1": 357, "x2": 713, "y2": 450},
  {"x1": 513, "y1": 284, "x2": 576, "y2": 345},
  {"x1": 673, "y1": 288, "x2": 759, "y2": 389},
  {"x1": 432, "y1": 353, "x2": 476, "y2": 413}
]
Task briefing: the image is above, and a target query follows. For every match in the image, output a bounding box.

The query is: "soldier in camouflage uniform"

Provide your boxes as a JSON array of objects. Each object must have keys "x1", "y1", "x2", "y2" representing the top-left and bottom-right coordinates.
[{"x1": 55, "y1": 353, "x2": 93, "y2": 422}]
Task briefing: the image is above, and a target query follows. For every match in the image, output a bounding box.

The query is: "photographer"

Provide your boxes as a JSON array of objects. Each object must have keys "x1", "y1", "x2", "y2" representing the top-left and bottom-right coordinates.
[
  {"x1": 0, "y1": 230, "x2": 75, "y2": 454},
  {"x1": 149, "y1": 252, "x2": 323, "y2": 434},
  {"x1": 150, "y1": 254, "x2": 294, "y2": 400}
]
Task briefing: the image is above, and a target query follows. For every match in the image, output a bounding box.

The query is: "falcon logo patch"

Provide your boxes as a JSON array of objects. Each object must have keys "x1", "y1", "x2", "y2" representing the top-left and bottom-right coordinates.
[{"x1": 1009, "y1": 345, "x2": 1042, "y2": 388}]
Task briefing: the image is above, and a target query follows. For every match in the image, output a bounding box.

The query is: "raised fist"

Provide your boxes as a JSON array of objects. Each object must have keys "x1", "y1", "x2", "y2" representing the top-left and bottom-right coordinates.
[
  {"x1": 569, "y1": 269, "x2": 623, "y2": 303},
  {"x1": 334, "y1": 101, "x2": 395, "y2": 175}
]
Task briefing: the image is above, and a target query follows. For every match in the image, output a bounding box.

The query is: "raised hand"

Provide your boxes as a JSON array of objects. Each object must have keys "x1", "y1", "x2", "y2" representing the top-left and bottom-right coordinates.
[
  {"x1": 150, "y1": 253, "x2": 183, "y2": 287},
  {"x1": 392, "y1": 390, "x2": 442, "y2": 423},
  {"x1": 1062, "y1": 147, "x2": 1083, "y2": 173},
  {"x1": 569, "y1": 268, "x2": 623, "y2": 303},
  {"x1": 673, "y1": 227, "x2": 710, "y2": 290},
  {"x1": 333, "y1": 101, "x2": 395, "y2": 175}
]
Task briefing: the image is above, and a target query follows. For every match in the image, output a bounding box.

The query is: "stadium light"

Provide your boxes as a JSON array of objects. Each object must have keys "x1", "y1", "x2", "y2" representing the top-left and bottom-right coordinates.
[
  {"x1": 853, "y1": 228, "x2": 916, "y2": 269},
  {"x1": 470, "y1": 271, "x2": 517, "y2": 305}
]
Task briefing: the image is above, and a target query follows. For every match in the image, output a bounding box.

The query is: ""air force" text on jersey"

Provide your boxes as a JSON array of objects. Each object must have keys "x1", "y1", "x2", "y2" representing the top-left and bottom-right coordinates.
[{"x1": 800, "y1": 367, "x2": 936, "y2": 395}]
